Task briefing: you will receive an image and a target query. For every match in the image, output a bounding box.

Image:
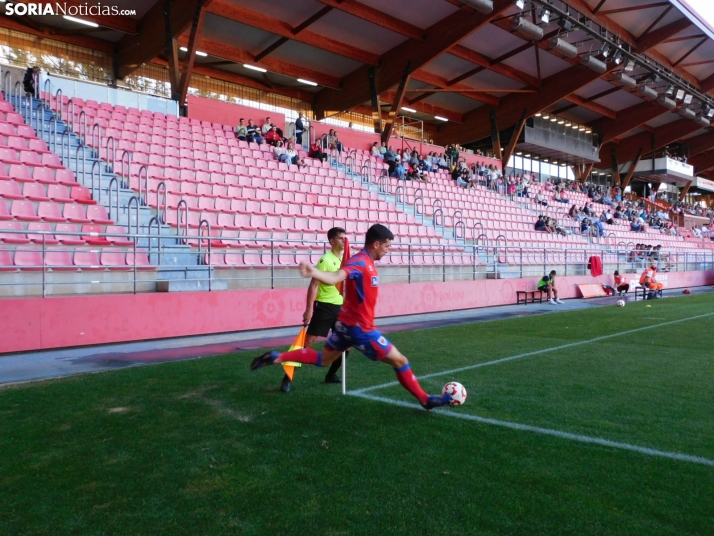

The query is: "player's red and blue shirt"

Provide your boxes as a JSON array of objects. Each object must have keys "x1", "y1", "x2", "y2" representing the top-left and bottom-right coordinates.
[{"x1": 338, "y1": 249, "x2": 379, "y2": 330}]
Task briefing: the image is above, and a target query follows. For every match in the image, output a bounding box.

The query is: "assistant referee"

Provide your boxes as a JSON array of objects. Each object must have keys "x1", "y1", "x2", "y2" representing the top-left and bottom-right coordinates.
[{"x1": 280, "y1": 227, "x2": 348, "y2": 392}]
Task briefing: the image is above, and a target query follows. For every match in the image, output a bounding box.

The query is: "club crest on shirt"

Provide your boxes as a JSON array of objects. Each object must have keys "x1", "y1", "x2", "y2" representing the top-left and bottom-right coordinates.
[{"x1": 371, "y1": 276, "x2": 379, "y2": 287}]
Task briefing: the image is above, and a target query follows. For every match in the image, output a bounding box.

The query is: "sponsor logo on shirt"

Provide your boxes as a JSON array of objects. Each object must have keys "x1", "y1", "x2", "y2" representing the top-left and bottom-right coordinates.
[{"x1": 371, "y1": 276, "x2": 379, "y2": 287}]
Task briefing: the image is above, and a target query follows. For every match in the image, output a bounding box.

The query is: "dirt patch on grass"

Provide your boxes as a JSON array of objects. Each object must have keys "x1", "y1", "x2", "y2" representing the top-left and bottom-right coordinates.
[{"x1": 107, "y1": 407, "x2": 129, "y2": 413}]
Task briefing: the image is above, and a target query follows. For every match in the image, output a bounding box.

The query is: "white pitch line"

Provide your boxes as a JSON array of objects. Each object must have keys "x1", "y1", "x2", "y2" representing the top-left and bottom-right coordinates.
[
  {"x1": 352, "y1": 310, "x2": 714, "y2": 395},
  {"x1": 351, "y1": 392, "x2": 714, "y2": 467}
]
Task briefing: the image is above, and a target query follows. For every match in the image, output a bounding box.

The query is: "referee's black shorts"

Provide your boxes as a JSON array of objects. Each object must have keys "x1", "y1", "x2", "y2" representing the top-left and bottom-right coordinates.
[{"x1": 307, "y1": 301, "x2": 342, "y2": 337}]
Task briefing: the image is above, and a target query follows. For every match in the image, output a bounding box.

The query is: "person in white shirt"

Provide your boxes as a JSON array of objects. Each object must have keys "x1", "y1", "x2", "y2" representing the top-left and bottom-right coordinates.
[{"x1": 261, "y1": 116, "x2": 273, "y2": 136}]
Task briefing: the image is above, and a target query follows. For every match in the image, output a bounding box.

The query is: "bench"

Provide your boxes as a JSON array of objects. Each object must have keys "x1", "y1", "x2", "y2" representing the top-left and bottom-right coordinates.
[
  {"x1": 517, "y1": 289, "x2": 544, "y2": 305},
  {"x1": 634, "y1": 286, "x2": 646, "y2": 301}
]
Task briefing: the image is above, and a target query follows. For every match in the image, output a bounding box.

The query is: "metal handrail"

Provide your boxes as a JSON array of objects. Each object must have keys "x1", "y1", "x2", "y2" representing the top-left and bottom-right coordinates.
[
  {"x1": 137, "y1": 165, "x2": 148, "y2": 205},
  {"x1": 3, "y1": 71, "x2": 11, "y2": 96},
  {"x1": 147, "y1": 216, "x2": 162, "y2": 265},
  {"x1": 107, "y1": 177, "x2": 120, "y2": 221},
  {"x1": 66, "y1": 98, "x2": 76, "y2": 130},
  {"x1": 91, "y1": 122, "x2": 102, "y2": 151},
  {"x1": 453, "y1": 210, "x2": 465, "y2": 241},
  {"x1": 105, "y1": 136, "x2": 116, "y2": 171},
  {"x1": 156, "y1": 181, "x2": 168, "y2": 224},
  {"x1": 359, "y1": 162, "x2": 371, "y2": 184},
  {"x1": 54, "y1": 88, "x2": 63, "y2": 118},
  {"x1": 175, "y1": 200, "x2": 189, "y2": 240},
  {"x1": 433, "y1": 207, "x2": 444, "y2": 235},
  {"x1": 74, "y1": 141, "x2": 87, "y2": 183},
  {"x1": 118, "y1": 149, "x2": 132, "y2": 188},
  {"x1": 472, "y1": 222, "x2": 484, "y2": 244},
  {"x1": 42, "y1": 77, "x2": 51, "y2": 101},
  {"x1": 127, "y1": 195, "x2": 141, "y2": 234},
  {"x1": 49, "y1": 116, "x2": 58, "y2": 154},
  {"x1": 59, "y1": 128, "x2": 71, "y2": 164},
  {"x1": 77, "y1": 110, "x2": 87, "y2": 142},
  {"x1": 395, "y1": 185, "x2": 406, "y2": 210},
  {"x1": 90, "y1": 160, "x2": 102, "y2": 202}
]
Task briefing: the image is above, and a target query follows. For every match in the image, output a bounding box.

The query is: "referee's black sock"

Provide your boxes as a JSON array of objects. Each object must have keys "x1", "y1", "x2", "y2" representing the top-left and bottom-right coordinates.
[{"x1": 326, "y1": 351, "x2": 348, "y2": 377}]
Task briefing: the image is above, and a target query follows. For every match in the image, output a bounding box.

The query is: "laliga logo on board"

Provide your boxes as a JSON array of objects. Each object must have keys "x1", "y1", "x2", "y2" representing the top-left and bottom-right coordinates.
[{"x1": 4, "y1": 2, "x2": 135, "y2": 16}]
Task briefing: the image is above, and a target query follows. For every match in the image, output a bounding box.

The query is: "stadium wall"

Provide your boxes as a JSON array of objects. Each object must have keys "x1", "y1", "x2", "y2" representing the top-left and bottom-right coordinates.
[
  {"x1": 187, "y1": 96, "x2": 286, "y2": 133},
  {"x1": 2, "y1": 270, "x2": 713, "y2": 354}
]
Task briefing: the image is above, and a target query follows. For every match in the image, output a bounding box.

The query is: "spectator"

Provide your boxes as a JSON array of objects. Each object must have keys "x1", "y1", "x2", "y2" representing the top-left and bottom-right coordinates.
[
  {"x1": 613, "y1": 270, "x2": 629, "y2": 296},
  {"x1": 235, "y1": 118, "x2": 248, "y2": 141},
  {"x1": 285, "y1": 141, "x2": 304, "y2": 168},
  {"x1": 379, "y1": 141, "x2": 387, "y2": 156},
  {"x1": 538, "y1": 270, "x2": 564, "y2": 305},
  {"x1": 23, "y1": 66, "x2": 39, "y2": 97},
  {"x1": 437, "y1": 153, "x2": 449, "y2": 170},
  {"x1": 327, "y1": 129, "x2": 342, "y2": 152},
  {"x1": 390, "y1": 160, "x2": 406, "y2": 179},
  {"x1": 535, "y1": 215, "x2": 548, "y2": 232},
  {"x1": 371, "y1": 142, "x2": 383, "y2": 158},
  {"x1": 295, "y1": 112, "x2": 306, "y2": 145},
  {"x1": 264, "y1": 125, "x2": 281, "y2": 146},
  {"x1": 535, "y1": 192, "x2": 548, "y2": 206},
  {"x1": 554, "y1": 190, "x2": 570, "y2": 203},
  {"x1": 384, "y1": 146, "x2": 397, "y2": 175},
  {"x1": 273, "y1": 141, "x2": 290, "y2": 163},
  {"x1": 261, "y1": 116, "x2": 273, "y2": 137},
  {"x1": 639, "y1": 265, "x2": 663, "y2": 299},
  {"x1": 308, "y1": 139, "x2": 328, "y2": 162},
  {"x1": 246, "y1": 119, "x2": 263, "y2": 144}
]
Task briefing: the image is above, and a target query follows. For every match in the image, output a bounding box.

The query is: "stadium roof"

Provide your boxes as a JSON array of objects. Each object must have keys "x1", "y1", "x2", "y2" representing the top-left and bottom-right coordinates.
[{"x1": 3, "y1": 0, "x2": 714, "y2": 179}]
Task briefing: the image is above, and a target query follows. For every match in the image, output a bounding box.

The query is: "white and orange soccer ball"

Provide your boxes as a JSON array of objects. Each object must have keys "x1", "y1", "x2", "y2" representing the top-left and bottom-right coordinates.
[
  {"x1": 442, "y1": 382, "x2": 467, "y2": 406},
  {"x1": 616, "y1": 299, "x2": 625, "y2": 307}
]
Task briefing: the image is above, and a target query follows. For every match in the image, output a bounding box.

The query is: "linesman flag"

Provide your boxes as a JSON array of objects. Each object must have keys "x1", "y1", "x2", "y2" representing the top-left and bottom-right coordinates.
[{"x1": 282, "y1": 326, "x2": 306, "y2": 381}]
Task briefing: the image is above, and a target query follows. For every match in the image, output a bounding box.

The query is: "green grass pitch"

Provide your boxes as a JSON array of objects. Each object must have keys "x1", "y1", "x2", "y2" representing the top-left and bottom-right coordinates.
[{"x1": 1, "y1": 293, "x2": 713, "y2": 535}]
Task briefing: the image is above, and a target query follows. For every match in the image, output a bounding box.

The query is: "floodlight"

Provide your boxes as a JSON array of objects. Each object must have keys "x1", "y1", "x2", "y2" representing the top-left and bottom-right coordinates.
[
  {"x1": 558, "y1": 19, "x2": 573, "y2": 32},
  {"x1": 515, "y1": 0, "x2": 526, "y2": 9},
  {"x1": 601, "y1": 44, "x2": 612, "y2": 58},
  {"x1": 675, "y1": 89, "x2": 685, "y2": 100},
  {"x1": 547, "y1": 37, "x2": 578, "y2": 58},
  {"x1": 684, "y1": 93, "x2": 694, "y2": 104},
  {"x1": 624, "y1": 59, "x2": 635, "y2": 72},
  {"x1": 510, "y1": 16, "x2": 544, "y2": 40},
  {"x1": 656, "y1": 96, "x2": 676, "y2": 110},
  {"x1": 539, "y1": 8, "x2": 551, "y2": 24},
  {"x1": 637, "y1": 85, "x2": 657, "y2": 100},
  {"x1": 613, "y1": 50, "x2": 624, "y2": 65},
  {"x1": 462, "y1": 0, "x2": 493, "y2": 14},
  {"x1": 580, "y1": 55, "x2": 607, "y2": 74},
  {"x1": 613, "y1": 72, "x2": 636, "y2": 89}
]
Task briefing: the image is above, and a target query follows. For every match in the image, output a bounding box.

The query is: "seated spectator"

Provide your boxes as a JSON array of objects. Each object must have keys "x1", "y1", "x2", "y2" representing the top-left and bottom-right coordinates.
[
  {"x1": 246, "y1": 119, "x2": 263, "y2": 144},
  {"x1": 235, "y1": 118, "x2": 248, "y2": 141},
  {"x1": 285, "y1": 141, "x2": 304, "y2": 168},
  {"x1": 390, "y1": 161, "x2": 406, "y2": 179},
  {"x1": 600, "y1": 210, "x2": 614, "y2": 225},
  {"x1": 327, "y1": 129, "x2": 343, "y2": 152},
  {"x1": 264, "y1": 125, "x2": 281, "y2": 146},
  {"x1": 379, "y1": 141, "x2": 387, "y2": 156},
  {"x1": 273, "y1": 141, "x2": 291, "y2": 164},
  {"x1": 613, "y1": 270, "x2": 630, "y2": 296},
  {"x1": 535, "y1": 193, "x2": 548, "y2": 206},
  {"x1": 437, "y1": 153, "x2": 449, "y2": 170},
  {"x1": 538, "y1": 270, "x2": 564, "y2": 305},
  {"x1": 371, "y1": 142, "x2": 383, "y2": 158},
  {"x1": 261, "y1": 116, "x2": 273, "y2": 138},
  {"x1": 308, "y1": 140, "x2": 327, "y2": 162},
  {"x1": 554, "y1": 190, "x2": 570, "y2": 203},
  {"x1": 534, "y1": 215, "x2": 548, "y2": 232}
]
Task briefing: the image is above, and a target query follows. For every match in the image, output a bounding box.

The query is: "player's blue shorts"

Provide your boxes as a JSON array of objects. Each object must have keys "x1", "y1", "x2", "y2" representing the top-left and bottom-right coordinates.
[{"x1": 325, "y1": 321, "x2": 393, "y2": 361}]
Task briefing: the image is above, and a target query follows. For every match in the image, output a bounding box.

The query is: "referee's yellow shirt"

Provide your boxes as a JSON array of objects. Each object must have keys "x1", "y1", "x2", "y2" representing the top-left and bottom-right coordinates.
[{"x1": 315, "y1": 251, "x2": 344, "y2": 305}]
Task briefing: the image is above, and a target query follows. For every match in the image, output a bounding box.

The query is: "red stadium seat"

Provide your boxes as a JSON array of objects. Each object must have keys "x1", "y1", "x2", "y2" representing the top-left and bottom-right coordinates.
[{"x1": 0, "y1": 221, "x2": 30, "y2": 244}]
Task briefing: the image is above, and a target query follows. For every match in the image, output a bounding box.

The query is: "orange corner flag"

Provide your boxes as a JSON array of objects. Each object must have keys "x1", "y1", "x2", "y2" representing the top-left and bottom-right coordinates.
[{"x1": 282, "y1": 326, "x2": 307, "y2": 381}]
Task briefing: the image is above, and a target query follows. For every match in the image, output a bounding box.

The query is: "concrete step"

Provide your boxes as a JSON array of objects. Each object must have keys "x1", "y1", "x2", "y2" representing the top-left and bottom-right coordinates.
[{"x1": 156, "y1": 278, "x2": 227, "y2": 292}]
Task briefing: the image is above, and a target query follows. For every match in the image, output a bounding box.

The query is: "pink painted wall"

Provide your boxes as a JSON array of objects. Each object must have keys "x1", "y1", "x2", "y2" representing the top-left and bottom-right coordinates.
[
  {"x1": 2, "y1": 270, "x2": 712, "y2": 354},
  {"x1": 187, "y1": 96, "x2": 285, "y2": 133}
]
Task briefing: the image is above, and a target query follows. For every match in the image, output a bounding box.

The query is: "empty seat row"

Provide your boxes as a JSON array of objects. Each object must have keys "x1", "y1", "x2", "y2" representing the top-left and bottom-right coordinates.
[
  {"x1": 0, "y1": 199, "x2": 110, "y2": 223},
  {"x1": 0, "y1": 245, "x2": 153, "y2": 271},
  {"x1": 0, "y1": 221, "x2": 133, "y2": 246}
]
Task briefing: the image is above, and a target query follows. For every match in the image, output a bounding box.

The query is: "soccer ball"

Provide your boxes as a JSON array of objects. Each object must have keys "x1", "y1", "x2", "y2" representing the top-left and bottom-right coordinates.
[
  {"x1": 616, "y1": 299, "x2": 625, "y2": 307},
  {"x1": 442, "y1": 382, "x2": 467, "y2": 406}
]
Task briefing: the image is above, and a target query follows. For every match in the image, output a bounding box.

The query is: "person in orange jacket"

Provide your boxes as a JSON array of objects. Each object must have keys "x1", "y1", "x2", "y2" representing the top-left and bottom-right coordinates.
[{"x1": 640, "y1": 265, "x2": 663, "y2": 299}]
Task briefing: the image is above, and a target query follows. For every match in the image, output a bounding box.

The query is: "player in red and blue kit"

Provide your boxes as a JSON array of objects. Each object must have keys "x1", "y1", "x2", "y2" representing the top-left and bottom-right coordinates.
[{"x1": 250, "y1": 224, "x2": 453, "y2": 410}]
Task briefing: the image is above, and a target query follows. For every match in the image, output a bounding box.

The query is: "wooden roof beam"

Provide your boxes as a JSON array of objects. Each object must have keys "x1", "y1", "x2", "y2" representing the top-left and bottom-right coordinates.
[
  {"x1": 313, "y1": 0, "x2": 513, "y2": 120},
  {"x1": 589, "y1": 101, "x2": 670, "y2": 144},
  {"x1": 116, "y1": 0, "x2": 207, "y2": 79},
  {"x1": 381, "y1": 91, "x2": 463, "y2": 123},
  {"x1": 683, "y1": 131, "x2": 714, "y2": 156},
  {"x1": 411, "y1": 70, "x2": 500, "y2": 107},
  {"x1": 176, "y1": 35, "x2": 341, "y2": 89},
  {"x1": 637, "y1": 12, "x2": 692, "y2": 52},
  {"x1": 313, "y1": 0, "x2": 424, "y2": 41},
  {"x1": 206, "y1": 0, "x2": 378, "y2": 65}
]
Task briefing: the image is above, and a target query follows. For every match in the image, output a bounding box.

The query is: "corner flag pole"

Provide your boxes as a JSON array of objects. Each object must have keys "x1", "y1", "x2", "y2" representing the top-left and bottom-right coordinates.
[{"x1": 337, "y1": 236, "x2": 351, "y2": 395}]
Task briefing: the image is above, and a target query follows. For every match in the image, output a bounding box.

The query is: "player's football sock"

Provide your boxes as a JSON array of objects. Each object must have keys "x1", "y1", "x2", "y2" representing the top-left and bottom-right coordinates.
[
  {"x1": 394, "y1": 363, "x2": 428, "y2": 405},
  {"x1": 324, "y1": 354, "x2": 343, "y2": 382},
  {"x1": 422, "y1": 393, "x2": 453, "y2": 410},
  {"x1": 274, "y1": 348, "x2": 323, "y2": 367},
  {"x1": 280, "y1": 374, "x2": 291, "y2": 393}
]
